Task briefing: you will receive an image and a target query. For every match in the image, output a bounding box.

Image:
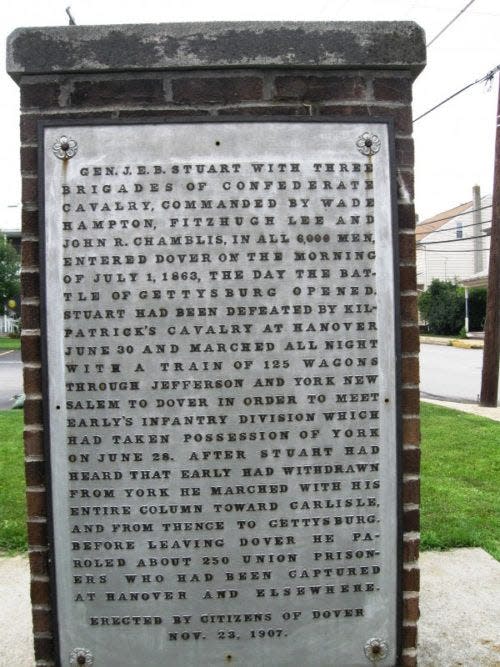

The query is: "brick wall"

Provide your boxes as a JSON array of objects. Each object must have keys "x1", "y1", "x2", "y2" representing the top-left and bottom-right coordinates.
[{"x1": 11, "y1": 24, "x2": 424, "y2": 666}]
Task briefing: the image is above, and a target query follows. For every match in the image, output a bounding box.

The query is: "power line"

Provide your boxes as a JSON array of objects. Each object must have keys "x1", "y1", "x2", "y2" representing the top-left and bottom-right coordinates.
[
  {"x1": 426, "y1": 0, "x2": 477, "y2": 48},
  {"x1": 413, "y1": 65, "x2": 499, "y2": 123},
  {"x1": 418, "y1": 232, "x2": 490, "y2": 246},
  {"x1": 419, "y1": 247, "x2": 490, "y2": 253}
]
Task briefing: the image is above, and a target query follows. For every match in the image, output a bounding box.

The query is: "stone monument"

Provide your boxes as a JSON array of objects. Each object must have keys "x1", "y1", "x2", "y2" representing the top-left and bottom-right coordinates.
[{"x1": 7, "y1": 22, "x2": 425, "y2": 667}]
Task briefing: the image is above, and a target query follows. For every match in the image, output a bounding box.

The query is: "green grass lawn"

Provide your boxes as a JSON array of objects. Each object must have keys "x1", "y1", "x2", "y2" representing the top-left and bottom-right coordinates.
[
  {"x1": 0, "y1": 411, "x2": 26, "y2": 552},
  {"x1": 0, "y1": 336, "x2": 21, "y2": 351},
  {"x1": 0, "y1": 404, "x2": 498, "y2": 557},
  {"x1": 420, "y1": 402, "x2": 500, "y2": 560}
]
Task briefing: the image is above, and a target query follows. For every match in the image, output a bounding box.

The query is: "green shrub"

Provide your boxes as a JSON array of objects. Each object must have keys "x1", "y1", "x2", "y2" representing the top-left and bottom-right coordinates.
[
  {"x1": 418, "y1": 279, "x2": 465, "y2": 335},
  {"x1": 0, "y1": 235, "x2": 20, "y2": 314}
]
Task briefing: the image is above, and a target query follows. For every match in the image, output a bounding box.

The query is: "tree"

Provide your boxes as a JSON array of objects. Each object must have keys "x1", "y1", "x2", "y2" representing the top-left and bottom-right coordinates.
[
  {"x1": 0, "y1": 235, "x2": 20, "y2": 314},
  {"x1": 418, "y1": 279, "x2": 464, "y2": 336}
]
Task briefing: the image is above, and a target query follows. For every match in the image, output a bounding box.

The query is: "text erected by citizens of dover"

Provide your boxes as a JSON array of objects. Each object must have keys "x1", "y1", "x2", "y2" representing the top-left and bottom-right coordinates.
[{"x1": 44, "y1": 123, "x2": 398, "y2": 661}]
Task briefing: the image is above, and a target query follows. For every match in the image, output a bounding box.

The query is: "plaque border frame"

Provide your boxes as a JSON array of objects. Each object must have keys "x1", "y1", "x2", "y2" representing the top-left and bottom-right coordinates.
[{"x1": 37, "y1": 115, "x2": 403, "y2": 667}]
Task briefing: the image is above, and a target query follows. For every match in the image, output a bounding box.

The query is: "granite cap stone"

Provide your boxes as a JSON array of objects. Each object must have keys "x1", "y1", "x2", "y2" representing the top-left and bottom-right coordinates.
[{"x1": 7, "y1": 21, "x2": 426, "y2": 82}]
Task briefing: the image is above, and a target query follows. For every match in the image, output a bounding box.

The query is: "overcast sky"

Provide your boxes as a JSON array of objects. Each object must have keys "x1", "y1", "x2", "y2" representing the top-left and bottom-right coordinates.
[{"x1": 0, "y1": 0, "x2": 498, "y2": 229}]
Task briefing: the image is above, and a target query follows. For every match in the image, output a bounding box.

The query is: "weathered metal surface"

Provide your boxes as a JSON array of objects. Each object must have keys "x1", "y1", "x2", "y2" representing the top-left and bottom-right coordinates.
[{"x1": 42, "y1": 120, "x2": 400, "y2": 667}]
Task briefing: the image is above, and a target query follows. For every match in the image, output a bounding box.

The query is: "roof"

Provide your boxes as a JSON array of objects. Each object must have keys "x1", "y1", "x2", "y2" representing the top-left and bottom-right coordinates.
[
  {"x1": 461, "y1": 269, "x2": 489, "y2": 288},
  {"x1": 416, "y1": 200, "x2": 472, "y2": 242}
]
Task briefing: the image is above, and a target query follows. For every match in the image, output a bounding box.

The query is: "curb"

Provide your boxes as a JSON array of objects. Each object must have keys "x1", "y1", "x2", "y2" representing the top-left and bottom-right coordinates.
[
  {"x1": 450, "y1": 340, "x2": 483, "y2": 349},
  {"x1": 420, "y1": 337, "x2": 484, "y2": 349}
]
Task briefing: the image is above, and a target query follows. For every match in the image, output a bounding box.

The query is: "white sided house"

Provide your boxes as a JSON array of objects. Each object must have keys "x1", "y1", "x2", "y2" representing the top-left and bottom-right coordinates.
[{"x1": 416, "y1": 193, "x2": 492, "y2": 291}]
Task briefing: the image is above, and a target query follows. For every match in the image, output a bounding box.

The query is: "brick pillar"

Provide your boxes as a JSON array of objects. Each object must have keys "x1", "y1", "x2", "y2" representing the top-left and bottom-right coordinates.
[{"x1": 7, "y1": 22, "x2": 425, "y2": 666}]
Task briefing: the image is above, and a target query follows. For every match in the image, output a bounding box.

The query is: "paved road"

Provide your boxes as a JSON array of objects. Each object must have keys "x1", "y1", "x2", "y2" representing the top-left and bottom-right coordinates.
[
  {"x1": 0, "y1": 350, "x2": 22, "y2": 410},
  {"x1": 419, "y1": 343, "x2": 489, "y2": 404}
]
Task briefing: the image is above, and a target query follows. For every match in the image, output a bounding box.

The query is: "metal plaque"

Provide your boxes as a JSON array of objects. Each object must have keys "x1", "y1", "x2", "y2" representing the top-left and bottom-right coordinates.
[{"x1": 41, "y1": 120, "x2": 401, "y2": 667}]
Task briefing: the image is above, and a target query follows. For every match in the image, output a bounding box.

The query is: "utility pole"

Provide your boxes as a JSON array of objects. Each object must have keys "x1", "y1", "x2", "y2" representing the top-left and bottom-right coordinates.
[
  {"x1": 472, "y1": 185, "x2": 483, "y2": 273},
  {"x1": 480, "y1": 74, "x2": 500, "y2": 406}
]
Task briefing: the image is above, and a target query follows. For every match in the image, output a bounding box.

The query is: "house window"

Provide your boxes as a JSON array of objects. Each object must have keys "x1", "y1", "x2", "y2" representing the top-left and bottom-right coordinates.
[{"x1": 456, "y1": 221, "x2": 463, "y2": 239}]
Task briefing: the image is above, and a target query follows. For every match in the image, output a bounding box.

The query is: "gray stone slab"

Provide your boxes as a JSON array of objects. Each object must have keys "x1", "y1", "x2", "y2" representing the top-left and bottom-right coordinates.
[{"x1": 7, "y1": 22, "x2": 426, "y2": 82}]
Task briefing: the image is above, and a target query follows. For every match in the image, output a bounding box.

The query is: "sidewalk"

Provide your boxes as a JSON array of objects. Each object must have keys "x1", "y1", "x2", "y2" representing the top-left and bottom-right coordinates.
[
  {"x1": 418, "y1": 548, "x2": 500, "y2": 666},
  {"x1": 0, "y1": 555, "x2": 34, "y2": 667},
  {"x1": 422, "y1": 397, "x2": 500, "y2": 421}
]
